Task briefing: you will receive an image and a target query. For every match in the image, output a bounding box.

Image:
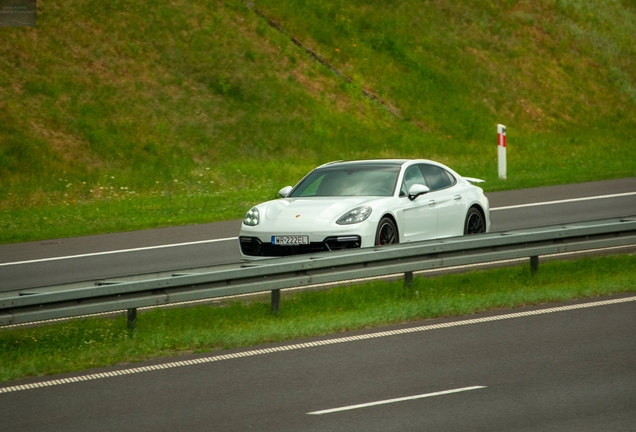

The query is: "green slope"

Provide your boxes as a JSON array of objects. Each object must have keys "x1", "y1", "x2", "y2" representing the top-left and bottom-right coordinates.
[{"x1": 1, "y1": 0, "x2": 635, "y2": 243}]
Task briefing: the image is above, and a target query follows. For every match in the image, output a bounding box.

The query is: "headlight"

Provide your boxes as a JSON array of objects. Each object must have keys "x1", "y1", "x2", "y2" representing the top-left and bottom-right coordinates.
[
  {"x1": 243, "y1": 207, "x2": 260, "y2": 226},
  {"x1": 336, "y1": 206, "x2": 372, "y2": 225}
]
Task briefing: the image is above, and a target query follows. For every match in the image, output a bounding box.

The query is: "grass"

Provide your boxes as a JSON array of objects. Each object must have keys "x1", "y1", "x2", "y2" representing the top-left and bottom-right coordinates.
[
  {"x1": 1, "y1": 0, "x2": 635, "y2": 243},
  {"x1": 1, "y1": 253, "x2": 635, "y2": 383},
  {"x1": 1, "y1": 0, "x2": 634, "y2": 388}
]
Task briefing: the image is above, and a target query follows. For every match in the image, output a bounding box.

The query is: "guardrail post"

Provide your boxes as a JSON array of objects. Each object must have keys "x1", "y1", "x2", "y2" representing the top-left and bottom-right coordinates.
[
  {"x1": 530, "y1": 256, "x2": 539, "y2": 275},
  {"x1": 127, "y1": 308, "x2": 137, "y2": 333},
  {"x1": 271, "y1": 289, "x2": 281, "y2": 314},
  {"x1": 404, "y1": 271, "x2": 414, "y2": 288}
]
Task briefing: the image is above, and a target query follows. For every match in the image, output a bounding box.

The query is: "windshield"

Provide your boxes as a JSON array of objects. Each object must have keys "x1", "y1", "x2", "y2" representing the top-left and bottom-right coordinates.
[{"x1": 289, "y1": 164, "x2": 400, "y2": 197}]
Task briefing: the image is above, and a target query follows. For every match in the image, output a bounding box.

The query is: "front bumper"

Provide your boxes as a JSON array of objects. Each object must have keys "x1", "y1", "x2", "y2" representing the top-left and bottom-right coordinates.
[{"x1": 239, "y1": 235, "x2": 362, "y2": 257}]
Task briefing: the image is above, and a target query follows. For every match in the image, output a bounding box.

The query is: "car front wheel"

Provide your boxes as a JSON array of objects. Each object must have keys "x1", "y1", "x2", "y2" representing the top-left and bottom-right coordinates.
[
  {"x1": 464, "y1": 207, "x2": 485, "y2": 235},
  {"x1": 376, "y1": 217, "x2": 398, "y2": 245}
]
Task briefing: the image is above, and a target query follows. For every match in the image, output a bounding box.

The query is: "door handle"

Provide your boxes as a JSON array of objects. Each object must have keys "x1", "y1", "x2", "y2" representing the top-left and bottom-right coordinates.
[
  {"x1": 428, "y1": 200, "x2": 436, "y2": 206},
  {"x1": 454, "y1": 194, "x2": 462, "y2": 200}
]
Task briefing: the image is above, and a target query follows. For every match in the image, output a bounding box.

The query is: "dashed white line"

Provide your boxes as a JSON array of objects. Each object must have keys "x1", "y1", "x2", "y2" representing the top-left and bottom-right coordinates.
[
  {"x1": 1, "y1": 295, "x2": 634, "y2": 394},
  {"x1": 307, "y1": 386, "x2": 487, "y2": 415}
]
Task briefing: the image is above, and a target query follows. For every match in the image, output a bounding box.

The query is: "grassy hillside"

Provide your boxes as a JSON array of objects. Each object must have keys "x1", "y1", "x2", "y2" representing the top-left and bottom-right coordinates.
[{"x1": 1, "y1": 0, "x2": 635, "y2": 243}]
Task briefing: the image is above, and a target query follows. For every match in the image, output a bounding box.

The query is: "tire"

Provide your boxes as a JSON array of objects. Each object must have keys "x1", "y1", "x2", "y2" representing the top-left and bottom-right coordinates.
[
  {"x1": 376, "y1": 217, "x2": 398, "y2": 245},
  {"x1": 464, "y1": 207, "x2": 485, "y2": 235}
]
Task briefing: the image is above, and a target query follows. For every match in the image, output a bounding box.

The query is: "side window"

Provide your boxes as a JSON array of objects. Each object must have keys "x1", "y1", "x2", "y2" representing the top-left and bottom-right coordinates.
[
  {"x1": 400, "y1": 165, "x2": 427, "y2": 197},
  {"x1": 421, "y1": 164, "x2": 455, "y2": 191}
]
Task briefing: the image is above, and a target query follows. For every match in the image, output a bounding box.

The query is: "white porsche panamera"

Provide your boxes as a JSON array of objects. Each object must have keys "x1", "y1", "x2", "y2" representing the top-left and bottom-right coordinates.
[{"x1": 239, "y1": 159, "x2": 490, "y2": 258}]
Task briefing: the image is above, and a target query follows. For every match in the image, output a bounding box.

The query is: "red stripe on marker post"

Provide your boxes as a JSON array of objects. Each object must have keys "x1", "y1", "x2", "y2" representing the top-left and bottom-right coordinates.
[{"x1": 497, "y1": 124, "x2": 507, "y2": 179}]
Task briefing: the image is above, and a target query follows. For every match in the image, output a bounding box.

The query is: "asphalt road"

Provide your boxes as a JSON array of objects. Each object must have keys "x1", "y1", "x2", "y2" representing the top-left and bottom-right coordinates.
[
  {"x1": 1, "y1": 177, "x2": 635, "y2": 292},
  {"x1": 1, "y1": 178, "x2": 635, "y2": 431},
  {"x1": 1, "y1": 295, "x2": 635, "y2": 431}
]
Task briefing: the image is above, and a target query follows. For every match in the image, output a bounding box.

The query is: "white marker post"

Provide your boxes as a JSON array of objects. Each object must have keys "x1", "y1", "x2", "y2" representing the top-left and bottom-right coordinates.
[{"x1": 497, "y1": 124, "x2": 507, "y2": 180}]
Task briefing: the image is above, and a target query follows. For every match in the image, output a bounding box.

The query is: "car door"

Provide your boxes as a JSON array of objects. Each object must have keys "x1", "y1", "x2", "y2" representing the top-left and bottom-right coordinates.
[
  {"x1": 398, "y1": 164, "x2": 438, "y2": 242},
  {"x1": 420, "y1": 164, "x2": 465, "y2": 238}
]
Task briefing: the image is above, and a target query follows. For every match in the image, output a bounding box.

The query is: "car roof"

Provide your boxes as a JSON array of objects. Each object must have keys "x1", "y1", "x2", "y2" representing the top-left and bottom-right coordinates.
[
  {"x1": 317, "y1": 159, "x2": 411, "y2": 169},
  {"x1": 316, "y1": 159, "x2": 451, "y2": 170}
]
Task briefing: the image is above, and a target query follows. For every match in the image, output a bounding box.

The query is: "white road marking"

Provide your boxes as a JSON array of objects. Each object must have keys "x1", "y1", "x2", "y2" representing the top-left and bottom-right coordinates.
[
  {"x1": 0, "y1": 237, "x2": 237, "y2": 267},
  {"x1": 307, "y1": 386, "x2": 487, "y2": 415},
  {"x1": 490, "y1": 191, "x2": 636, "y2": 211},
  {"x1": 1, "y1": 295, "x2": 634, "y2": 393},
  {"x1": 2, "y1": 191, "x2": 634, "y2": 267}
]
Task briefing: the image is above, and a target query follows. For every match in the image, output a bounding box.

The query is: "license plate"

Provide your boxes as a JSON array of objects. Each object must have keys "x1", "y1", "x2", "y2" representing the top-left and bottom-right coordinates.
[{"x1": 272, "y1": 235, "x2": 309, "y2": 245}]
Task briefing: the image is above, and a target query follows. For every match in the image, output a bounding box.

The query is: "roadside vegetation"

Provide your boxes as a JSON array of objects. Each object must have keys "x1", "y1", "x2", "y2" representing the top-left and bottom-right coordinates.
[
  {"x1": 1, "y1": 254, "x2": 635, "y2": 383},
  {"x1": 1, "y1": 0, "x2": 635, "y2": 243}
]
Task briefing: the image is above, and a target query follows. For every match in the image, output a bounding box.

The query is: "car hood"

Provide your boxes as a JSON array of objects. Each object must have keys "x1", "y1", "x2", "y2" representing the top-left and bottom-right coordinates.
[{"x1": 264, "y1": 197, "x2": 380, "y2": 222}]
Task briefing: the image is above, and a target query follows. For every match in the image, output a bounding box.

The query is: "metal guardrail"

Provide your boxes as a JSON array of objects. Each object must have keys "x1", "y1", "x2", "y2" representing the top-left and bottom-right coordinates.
[{"x1": 1, "y1": 217, "x2": 636, "y2": 328}]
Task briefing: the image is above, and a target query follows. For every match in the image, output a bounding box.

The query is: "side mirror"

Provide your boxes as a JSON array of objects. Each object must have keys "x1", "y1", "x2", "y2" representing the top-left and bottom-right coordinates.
[
  {"x1": 278, "y1": 186, "x2": 293, "y2": 198},
  {"x1": 408, "y1": 184, "x2": 430, "y2": 201}
]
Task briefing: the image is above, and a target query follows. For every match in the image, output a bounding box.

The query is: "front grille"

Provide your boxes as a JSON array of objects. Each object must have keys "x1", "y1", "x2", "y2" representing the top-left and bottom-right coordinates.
[{"x1": 239, "y1": 236, "x2": 361, "y2": 257}]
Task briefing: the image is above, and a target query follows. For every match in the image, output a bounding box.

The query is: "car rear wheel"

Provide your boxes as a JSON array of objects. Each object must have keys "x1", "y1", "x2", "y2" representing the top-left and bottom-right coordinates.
[
  {"x1": 464, "y1": 207, "x2": 485, "y2": 235},
  {"x1": 376, "y1": 217, "x2": 398, "y2": 245}
]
